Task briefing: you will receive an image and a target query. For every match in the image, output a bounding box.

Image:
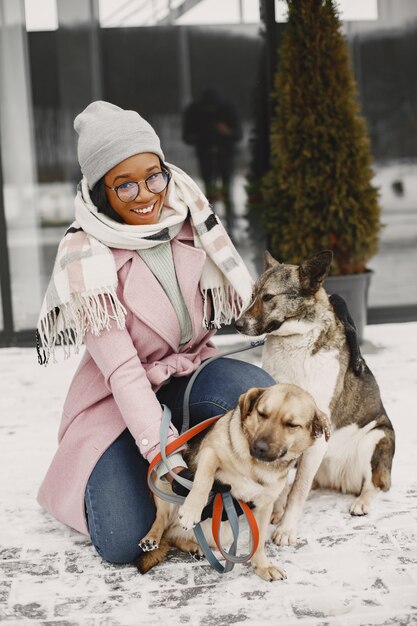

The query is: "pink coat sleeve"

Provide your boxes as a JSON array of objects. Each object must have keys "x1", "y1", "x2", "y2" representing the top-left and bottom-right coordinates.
[{"x1": 84, "y1": 322, "x2": 182, "y2": 464}]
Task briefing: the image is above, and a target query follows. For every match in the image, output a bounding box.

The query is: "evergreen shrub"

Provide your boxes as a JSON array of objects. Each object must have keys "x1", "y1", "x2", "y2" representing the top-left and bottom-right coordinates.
[{"x1": 260, "y1": 0, "x2": 381, "y2": 275}]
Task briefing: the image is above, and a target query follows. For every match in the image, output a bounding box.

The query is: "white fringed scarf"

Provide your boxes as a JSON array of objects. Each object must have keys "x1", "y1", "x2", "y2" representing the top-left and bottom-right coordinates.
[{"x1": 37, "y1": 164, "x2": 253, "y2": 364}]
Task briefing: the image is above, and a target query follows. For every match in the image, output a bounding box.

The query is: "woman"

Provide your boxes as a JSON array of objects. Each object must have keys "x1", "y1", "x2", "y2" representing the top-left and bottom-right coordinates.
[{"x1": 36, "y1": 101, "x2": 276, "y2": 565}]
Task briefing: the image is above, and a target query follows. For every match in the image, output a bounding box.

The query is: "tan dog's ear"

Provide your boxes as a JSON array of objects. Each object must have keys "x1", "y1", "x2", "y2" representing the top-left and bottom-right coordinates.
[
  {"x1": 264, "y1": 250, "x2": 281, "y2": 271},
  {"x1": 311, "y1": 409, "x2": 331, "y2": 441},
  {"x1": 239, "y1": 387, "x2": 265, "y2": 420}
]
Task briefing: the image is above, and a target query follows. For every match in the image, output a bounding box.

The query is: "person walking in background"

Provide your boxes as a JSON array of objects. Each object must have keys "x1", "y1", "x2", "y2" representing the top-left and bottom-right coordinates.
[
  {"x1": 182, "y1": 88, "x2": 242, "y2": 231},
  {"x1": 36, "y1": 101, "x2": 276, "y2": 565}
]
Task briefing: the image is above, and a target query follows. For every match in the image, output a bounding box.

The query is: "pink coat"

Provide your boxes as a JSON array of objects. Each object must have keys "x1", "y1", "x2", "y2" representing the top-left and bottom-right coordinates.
[{"x1": 37, "y1": 222, "x2": 218, "y2": 535}]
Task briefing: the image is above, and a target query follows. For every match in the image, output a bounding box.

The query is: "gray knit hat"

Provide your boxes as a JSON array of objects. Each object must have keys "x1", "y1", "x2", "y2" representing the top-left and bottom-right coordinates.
[{"x1": 74, "y1": 101, "x2": 165, "y2": 189}]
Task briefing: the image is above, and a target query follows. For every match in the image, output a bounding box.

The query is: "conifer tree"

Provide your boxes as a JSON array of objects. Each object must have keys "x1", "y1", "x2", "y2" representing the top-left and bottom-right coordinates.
[{"x1": 261, "y1": 0, "x2": 380, "y2": 274}]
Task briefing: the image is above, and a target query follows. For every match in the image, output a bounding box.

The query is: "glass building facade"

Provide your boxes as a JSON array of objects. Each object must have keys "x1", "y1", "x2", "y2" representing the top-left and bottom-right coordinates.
[{"x1": 0, "y1": 0, "x2": 416, "y2": 345}]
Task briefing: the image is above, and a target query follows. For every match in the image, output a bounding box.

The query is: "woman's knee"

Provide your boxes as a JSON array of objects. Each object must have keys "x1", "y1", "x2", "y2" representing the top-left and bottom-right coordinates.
[
  {"x1": 85, "y1": 479, "x2": 155, "y2": 564},
  {"x1": 91, "y1": 531, "x2": 144, "y2": 565},
  {"x1": 207, "y1": 358, "x2": 275, "y2": 392},
  {"x1": 84, "y1": 429, "x2": 156, "y2": 564},
  {"x1": 190, "y1": 358, "x2": 276, "y2": 415},
  {"x1": 237, "y1": 361, "x2": 276, "y2": 388},
  {"x1": 86, "y1": 500, "x2": 154, "y2": 564}
]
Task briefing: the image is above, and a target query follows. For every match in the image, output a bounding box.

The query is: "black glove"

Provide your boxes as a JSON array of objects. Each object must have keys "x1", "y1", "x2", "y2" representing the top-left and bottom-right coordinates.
[
  {"x1": 329, "y1": 293, "x2": 365, "y2": 376},
  {"x1": 171, "y1": 468, "x2": 250, "y2": 521}
]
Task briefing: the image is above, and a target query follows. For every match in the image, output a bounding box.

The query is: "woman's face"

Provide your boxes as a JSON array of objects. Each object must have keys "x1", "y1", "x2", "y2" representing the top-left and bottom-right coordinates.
[{"x1": 104, "y1": 152, "x2": 168, "y2": 225}]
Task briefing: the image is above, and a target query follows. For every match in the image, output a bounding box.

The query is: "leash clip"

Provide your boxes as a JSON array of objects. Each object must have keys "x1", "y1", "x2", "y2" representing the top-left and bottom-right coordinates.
[{"x1": 250, "y1": 338, "x2": 265, "y2": 348}]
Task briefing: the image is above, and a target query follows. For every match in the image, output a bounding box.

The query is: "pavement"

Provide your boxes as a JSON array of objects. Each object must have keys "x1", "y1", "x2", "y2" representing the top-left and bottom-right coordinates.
[{"x1": 1, "y1": 323, "x2": 417, "y2": 626}]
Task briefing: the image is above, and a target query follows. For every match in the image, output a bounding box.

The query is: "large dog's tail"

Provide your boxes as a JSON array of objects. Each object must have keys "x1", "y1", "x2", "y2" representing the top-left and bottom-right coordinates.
[
  {"x1": 136, "y1": 538, "x2": 170, "y2": 574},
  {"x1": 371, "y1": 424, "x2": 395, "y2": 492}
]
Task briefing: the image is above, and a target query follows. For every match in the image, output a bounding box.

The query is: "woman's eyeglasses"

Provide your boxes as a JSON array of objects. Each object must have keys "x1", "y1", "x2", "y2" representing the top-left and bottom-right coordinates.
[{"x1": 105, "y1": 171, "x2": 171, "y2": 203}]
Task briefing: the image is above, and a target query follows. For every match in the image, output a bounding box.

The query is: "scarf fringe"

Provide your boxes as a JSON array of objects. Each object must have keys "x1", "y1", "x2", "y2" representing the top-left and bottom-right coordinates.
[
  {"x1": 202, "y1": 286, "x2": 247, "y2": 329},
  {"x1": 38, "y1": 167, "x2": 253, "y2": 365},
  {"x1": 36, "y1": 290, "x2": 127, "y2": 364}
]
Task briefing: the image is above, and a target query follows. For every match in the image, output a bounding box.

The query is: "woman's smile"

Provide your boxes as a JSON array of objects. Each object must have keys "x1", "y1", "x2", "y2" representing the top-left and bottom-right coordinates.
[{"x1": 130, "y1": 202, "x2": 156, "y2": 215}]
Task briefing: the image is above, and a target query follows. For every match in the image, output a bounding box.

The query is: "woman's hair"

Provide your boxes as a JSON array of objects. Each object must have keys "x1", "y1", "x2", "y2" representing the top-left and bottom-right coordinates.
[
  {"x1": 90, "y1": 159, "x2": 171, "y2": 222},
  {"x1": 90, "y1": 177, "x2": 124, "y2": 222}
]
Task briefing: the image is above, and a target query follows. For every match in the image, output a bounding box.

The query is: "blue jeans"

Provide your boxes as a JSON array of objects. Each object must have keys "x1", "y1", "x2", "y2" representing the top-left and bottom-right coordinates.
[{"x1": 84, "y1": 357, "x2": 275, "y2": 564}]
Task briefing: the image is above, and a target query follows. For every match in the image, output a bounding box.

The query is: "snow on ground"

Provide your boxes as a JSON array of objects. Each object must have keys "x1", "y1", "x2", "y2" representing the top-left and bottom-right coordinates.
[{"x1": 0, "y1": 323, "x2": 416, "y2": 625}]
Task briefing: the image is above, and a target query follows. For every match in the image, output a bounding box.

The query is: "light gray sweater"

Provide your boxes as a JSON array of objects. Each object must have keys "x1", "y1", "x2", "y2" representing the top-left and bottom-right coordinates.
[{"x1": 138, "y1": 242, "x2": 193, "y2": 346}]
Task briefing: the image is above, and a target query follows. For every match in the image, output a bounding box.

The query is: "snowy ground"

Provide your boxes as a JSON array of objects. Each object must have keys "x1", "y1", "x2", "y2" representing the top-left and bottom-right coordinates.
[{"x1": 1, "y1": 323, "x2": 417, "y2": 625}]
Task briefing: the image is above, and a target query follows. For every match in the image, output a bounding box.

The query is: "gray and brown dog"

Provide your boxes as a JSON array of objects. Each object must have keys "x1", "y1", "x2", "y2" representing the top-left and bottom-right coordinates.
[
  {"x1": 235, "y1": 250, "x2": 395, "y2": 546},
  {"x1": 138, "y1": 383, "x2": 330, "y2": 581}
]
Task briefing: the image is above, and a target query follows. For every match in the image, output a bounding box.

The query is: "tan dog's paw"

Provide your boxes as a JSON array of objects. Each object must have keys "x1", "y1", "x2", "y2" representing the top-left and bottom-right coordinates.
[
  {"x1": 178, "y1": 503, "x2": 201, "y2": 530},
  {"x1": 253, "y1": 563, "x2": 287, "y2": 582},
  {"x1": 271, "y1": 525, "x2": 297, "y2": 546},
  {"x1": 270, "y1": 506, "x2": 285, "y2": 525},
  {"x1": 139, "y1": 536, "x2": 159, "y2": 552},
  {"x1": 271, "y1": 483, "x2": 290, "y2": 525},
  {"x1": 189, "y1": 548, "x2": 205, "y2": 561}
]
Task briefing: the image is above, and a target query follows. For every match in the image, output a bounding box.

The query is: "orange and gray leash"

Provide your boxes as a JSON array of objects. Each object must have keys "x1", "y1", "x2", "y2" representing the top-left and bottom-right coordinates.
[{"x1": 147, "y1": 339, "x2": 264, "y2": 573}]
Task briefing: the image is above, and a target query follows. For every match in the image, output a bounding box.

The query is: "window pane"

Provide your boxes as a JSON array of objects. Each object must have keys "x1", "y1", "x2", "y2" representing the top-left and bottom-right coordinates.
[
  {"x1": 24, "y1": 0, "x2": 58, "y2": 31},
  {"x1": 275, "y1": 0, "x2": 378, "y2": 22},
  {"x1": 2, "y1": 0, "x2": 415, "y2": 341},
  {"x1": 347, "y1": 4, "x2": 417, "y2": 307}
]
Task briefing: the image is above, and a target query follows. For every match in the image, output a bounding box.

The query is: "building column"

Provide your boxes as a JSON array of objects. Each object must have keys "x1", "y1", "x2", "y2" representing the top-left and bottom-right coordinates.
[{"x1": 0, "y1": 0, "x2": 42, "y2": 332}]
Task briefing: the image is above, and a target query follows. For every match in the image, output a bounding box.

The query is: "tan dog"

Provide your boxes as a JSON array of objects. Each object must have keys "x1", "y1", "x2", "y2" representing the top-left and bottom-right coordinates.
[{"x1": 137, "y1": 383, "x2": 330, "y2": 581}]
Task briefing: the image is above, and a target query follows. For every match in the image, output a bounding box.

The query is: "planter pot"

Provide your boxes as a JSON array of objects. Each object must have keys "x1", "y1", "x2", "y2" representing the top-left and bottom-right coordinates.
[{"x1": 324, "y1": 270, "x2": 373, "y2": 343}]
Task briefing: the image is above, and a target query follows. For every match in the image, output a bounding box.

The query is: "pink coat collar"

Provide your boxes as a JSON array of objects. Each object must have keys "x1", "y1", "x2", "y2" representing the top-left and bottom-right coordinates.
[{"x1": 111, "y1": 221, "x2": 206, "y2": 351}]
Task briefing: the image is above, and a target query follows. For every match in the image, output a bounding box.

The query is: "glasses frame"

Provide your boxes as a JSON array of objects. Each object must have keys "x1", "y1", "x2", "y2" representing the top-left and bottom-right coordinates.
[{"x1": 104, "y1": 170, "x2": 171, "y2": 203}]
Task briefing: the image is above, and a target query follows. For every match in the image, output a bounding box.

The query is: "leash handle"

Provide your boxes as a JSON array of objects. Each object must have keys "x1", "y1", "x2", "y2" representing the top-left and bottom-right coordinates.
[
  {"x1": 193, "y1": 494, "x2": 239, "y2": 573},
  {"x1": 147, "y1": 407, "x2": 259, "y2": 570},
  {"x1": 147, "y1": 408, "x2": 221, "y2": 502},
  {"x1": 147, "y1": 339, "x2": 264, "y2": 572},
  {"x1": 147, "y1": 408, "x2": 240, "y2": 572},
  {"x1": 192, "y1": 493, "x2": 260, "y2": 571},
  {"x1": 212, "y1": 493, "x2": 259, "y2": 563},
  {"x1": 159, "y1": 405, "x2": 193, "y2": 490}
]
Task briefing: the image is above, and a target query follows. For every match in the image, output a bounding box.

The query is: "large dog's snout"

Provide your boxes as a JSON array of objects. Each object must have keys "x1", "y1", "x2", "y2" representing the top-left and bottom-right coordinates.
[
  {"x1": 234, "y1": 318, "x2": 245, "y2": 332},
  {"x1": 235, "y1": 314, "x2": 257, "y2": 335}
]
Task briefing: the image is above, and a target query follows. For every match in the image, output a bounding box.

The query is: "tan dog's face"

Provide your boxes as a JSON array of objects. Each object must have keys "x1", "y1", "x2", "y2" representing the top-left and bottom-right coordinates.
[{"x1": 239, "y1": 384, "x2": 330, "y2": 463}]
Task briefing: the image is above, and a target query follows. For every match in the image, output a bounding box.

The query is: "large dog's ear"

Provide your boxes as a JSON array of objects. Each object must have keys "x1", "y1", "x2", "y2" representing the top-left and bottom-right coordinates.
[
  {"x1": 311, "y1": 409, "x2": 331, "y2": 441},
  {"x1": 299, "y1": 251, "x2": 333, "y2": 294},
  {"x1": 239, "y1": 387, "x2": 265, "y2": 420},
  {"x1": 264, "y1": 250, "x2": 281, "y2": 271}
]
